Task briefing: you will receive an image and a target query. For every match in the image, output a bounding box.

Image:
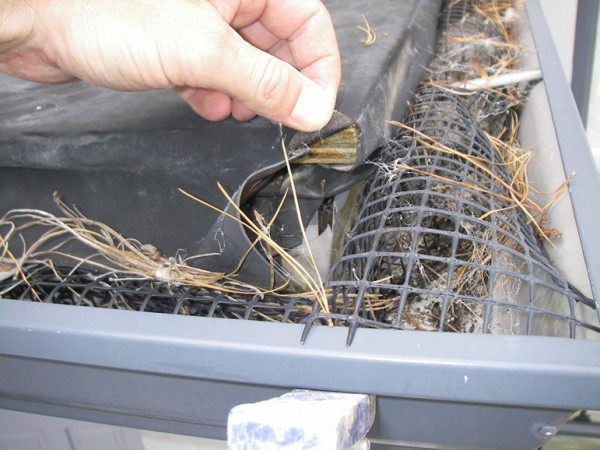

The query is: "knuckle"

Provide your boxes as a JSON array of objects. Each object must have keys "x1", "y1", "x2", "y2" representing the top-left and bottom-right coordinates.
[{"x1": 254, "y1": 58, "x2": 292, "y2": 108}]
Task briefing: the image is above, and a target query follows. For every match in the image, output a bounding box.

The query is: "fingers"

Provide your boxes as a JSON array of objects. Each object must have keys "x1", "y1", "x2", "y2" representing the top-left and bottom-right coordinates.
[
  {"x1": 234, "y1": 0, "x2": 341, "y2": 95},
  {"x1": 202, "y1": 0, "x2": 340, "y2": 131},
  {"x1": 231, "y1": 101, "x2": 257, "y2": 122},
  {"x1": 178, "y1": 46, "x2": 336, "y2": 130},
  {"x1": 176, "y1": 87, "x2": 233, "y2": 122},
  {"x1": 200, "y1": 0, "x2": 339, "y2": 131},
  {"x1": 176, "y1": 86, "x2": 258, "y2": 123},
  {"x1": 182, "y1": 32, "x2": 336, "y2": 131},
  {"x1": 223, "y1": 47, "x2": 335, "y2": 131}
]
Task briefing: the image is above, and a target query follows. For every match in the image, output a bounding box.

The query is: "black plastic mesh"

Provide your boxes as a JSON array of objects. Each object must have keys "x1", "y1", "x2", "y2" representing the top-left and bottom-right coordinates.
[
  {"x1": 1, "y1": 264, "x2": 315, "y2": 324},
  {"x1": 323, "y1": 85, "x2": 600, "y2": 342}
]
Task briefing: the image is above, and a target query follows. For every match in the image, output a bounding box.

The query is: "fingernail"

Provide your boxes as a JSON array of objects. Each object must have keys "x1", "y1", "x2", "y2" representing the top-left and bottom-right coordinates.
[{"x1": 289, "y1": 83, "x2": 335, "y2": 132}]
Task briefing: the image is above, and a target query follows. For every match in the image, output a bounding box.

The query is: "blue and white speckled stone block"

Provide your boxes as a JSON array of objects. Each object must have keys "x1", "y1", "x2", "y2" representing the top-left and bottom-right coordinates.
[{"x1": 227, "y1": 390, "x2": 375, "y2": 449}]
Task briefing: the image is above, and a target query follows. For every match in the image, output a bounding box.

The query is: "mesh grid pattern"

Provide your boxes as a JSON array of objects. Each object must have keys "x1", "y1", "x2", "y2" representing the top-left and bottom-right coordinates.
[
  {"x1": 2, "y1": 265, "x2": 315, "y2": 323},
  {"x1": 324, "y1": 86, "x2": 600, "y2": 341}
]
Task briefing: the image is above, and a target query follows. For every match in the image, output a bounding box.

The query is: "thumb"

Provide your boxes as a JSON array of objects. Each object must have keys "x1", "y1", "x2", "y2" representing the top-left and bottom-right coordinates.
[{"x1": 213, "y1": 38, "x2": 337, "y2": 132}]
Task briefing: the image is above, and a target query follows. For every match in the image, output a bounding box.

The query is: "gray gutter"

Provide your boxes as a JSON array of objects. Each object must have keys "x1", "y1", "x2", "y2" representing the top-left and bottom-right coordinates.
[
  {"x1": 1, "y1": 300, "x2": 599, "y2": 412},
  {"x1": 526, "y1": 0, "x2": 600, "y2": 311}
]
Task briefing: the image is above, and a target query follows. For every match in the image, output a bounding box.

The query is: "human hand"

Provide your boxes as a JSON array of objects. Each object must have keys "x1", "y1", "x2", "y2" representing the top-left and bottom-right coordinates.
[{"x1": 0, "y1": 0, "x2": 341, "y2": 132}]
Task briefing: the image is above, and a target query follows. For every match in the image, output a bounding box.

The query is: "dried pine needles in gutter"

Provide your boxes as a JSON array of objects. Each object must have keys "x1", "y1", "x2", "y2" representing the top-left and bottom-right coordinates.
[
  {"x1": 422, "y1": 0, "x2": 570, "y2": 242},
  {"x1": 0, "y1": 138, "x2": 333, "y2": 320},
  {"x1": 388, "y1": 120, "x2": 572, "y2": 246},
  {"x1": 178, "y1": 140, "x2": 331, "y2": 319},
  {"x1": 0, "y1": 194, "x2": 252, "y2": 297},
  {"x1": 395, "y1": 0, "x2": 565, "y2": 245}
]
